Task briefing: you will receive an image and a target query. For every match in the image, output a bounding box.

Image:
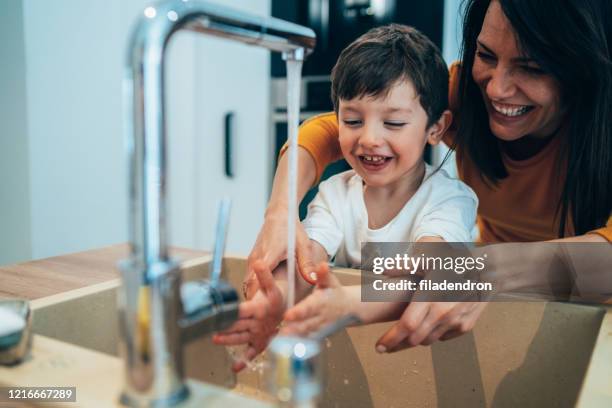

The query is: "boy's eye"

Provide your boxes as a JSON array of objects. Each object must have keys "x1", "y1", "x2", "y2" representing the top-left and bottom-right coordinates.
[
  {"x1": 342, "y1": 119, "x2": 362, "y2": 127},
  {"x1": 385, "y1": 121, "x2": 406, "y2": 128}
]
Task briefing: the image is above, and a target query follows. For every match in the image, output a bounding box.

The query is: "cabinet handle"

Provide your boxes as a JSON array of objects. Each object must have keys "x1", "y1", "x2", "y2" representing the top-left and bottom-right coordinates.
[{"x1": 224, "y1": 112, "x2": 234, "y2": 178}]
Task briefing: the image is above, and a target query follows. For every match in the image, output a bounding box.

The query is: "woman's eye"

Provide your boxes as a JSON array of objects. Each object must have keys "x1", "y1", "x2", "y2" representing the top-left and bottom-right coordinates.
[
  {"x1": 476, "y1": 51, "x2": 495, "y2": 62},
  {"x1": 343, "y1": 119, "x2": 362, "y2": 127},
  {"x1": 385, "y1": 122, "x2": 406, "y2": 128},
  {"x1": 520, "y1": 65, "x2": 545, "y2": 75}
]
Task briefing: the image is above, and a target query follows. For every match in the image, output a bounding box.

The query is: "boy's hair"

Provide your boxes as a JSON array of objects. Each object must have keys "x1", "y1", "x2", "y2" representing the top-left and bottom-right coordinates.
[{"x1": 331, "y1": 24, "x2": 449, "y2": 128}]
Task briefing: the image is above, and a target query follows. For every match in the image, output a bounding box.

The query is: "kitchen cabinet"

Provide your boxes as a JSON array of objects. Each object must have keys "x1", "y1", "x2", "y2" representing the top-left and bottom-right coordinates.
[{"x1": 166, "y1": 0, "x2": 272, "y2": 255}]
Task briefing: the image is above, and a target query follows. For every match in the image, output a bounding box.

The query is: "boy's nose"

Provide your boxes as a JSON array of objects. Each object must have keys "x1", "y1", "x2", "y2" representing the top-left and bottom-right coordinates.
[{"x1": 359, "y1": 129, "x2": 384, "y2": 149}]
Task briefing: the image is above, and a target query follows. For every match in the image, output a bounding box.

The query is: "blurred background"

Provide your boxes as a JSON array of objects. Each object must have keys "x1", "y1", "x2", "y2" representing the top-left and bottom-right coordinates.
[{"x1": 0, "y1": 0, "x2": 463, "y2": 265}]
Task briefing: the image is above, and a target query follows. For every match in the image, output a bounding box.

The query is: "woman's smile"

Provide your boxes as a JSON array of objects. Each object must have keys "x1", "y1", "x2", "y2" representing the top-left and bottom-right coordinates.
[{"x1": 485, "y1": 99, "x2": 536, "y2": 128}]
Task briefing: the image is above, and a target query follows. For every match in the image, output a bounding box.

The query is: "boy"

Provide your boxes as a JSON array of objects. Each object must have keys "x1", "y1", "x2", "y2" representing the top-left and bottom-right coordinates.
[{"x1": 213, "y1": 24, "x2": 477, "y2": 370}]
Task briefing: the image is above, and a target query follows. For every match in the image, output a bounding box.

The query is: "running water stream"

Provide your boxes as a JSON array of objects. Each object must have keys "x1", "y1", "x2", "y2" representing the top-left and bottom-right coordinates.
[
  {"x1": 226, "y1": 54, "x2": 304, "y2": 372},
  {"x1": 285, "y1": 57, "x2": 303, "y2": 309}
]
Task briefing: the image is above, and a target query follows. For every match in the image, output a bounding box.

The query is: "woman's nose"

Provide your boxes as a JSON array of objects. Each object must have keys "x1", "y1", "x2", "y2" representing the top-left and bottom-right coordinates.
[{"x1": 486, "y1": 66, "x2": 516, "y2": 100}]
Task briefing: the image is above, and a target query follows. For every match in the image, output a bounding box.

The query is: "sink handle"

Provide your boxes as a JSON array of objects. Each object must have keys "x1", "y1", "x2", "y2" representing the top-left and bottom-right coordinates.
[{"x1": 211, "y1": 197, "x2": 232, "y2": 285}]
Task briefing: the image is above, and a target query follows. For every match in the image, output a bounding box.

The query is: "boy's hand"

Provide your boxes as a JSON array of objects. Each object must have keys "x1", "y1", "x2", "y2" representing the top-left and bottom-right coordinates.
[
  {"x1": 282, "y1": 263, "x2": 356, "y2": 336},
  {"x1": 212, "y1": 261, "x2": 284, "y2": 372}
]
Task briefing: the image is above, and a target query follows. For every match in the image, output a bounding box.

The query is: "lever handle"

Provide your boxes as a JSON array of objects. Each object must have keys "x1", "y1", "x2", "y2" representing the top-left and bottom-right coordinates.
[{"x1": 210, "y1": 197, "x2": 231, "y2": 285}]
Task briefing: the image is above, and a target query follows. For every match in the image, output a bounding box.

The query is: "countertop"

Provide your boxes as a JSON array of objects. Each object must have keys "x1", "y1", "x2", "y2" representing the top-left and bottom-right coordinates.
[{"x1": 0, "y1": 244, "x2": 207, "y2": 300}]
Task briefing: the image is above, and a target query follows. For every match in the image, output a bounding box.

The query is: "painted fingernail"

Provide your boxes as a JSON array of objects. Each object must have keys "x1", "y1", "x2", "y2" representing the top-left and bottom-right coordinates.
[{"x1": 376, "y1": 345, "x2": 387, "y2": 353}]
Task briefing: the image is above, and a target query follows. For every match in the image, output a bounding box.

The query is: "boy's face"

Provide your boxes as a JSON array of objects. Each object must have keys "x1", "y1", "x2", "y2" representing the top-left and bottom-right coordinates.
[{"x1": 338, "y1": 79, "x2": 431, "y2": 188}]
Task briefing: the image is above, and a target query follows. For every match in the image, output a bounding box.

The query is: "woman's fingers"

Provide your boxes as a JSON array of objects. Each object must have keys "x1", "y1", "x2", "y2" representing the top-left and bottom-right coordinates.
[
  {"x1": 421, "y1": 323, "x2": 452, "y2": 346},
  {"x1": 439, "y1": 303, "x2": 486, "y2": 341},
  {"x1": 376, "y1": 302, "x2": 430, "y2": 352},
  {"x1": 314, "y1": 262, "x2": 331, "y2": 288},
  {"x1": 296, "y1": 225, "x2": 316, "y2": 282},
  {"x1": 406, "y1": 303, "x2": 456, "y2": 347}
]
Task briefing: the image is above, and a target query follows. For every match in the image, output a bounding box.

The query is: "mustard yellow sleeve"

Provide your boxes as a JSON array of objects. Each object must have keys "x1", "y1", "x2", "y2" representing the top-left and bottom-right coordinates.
[
  {"x1": 280, "y1": 112, "x2": 342, "y2": 183},
  {"x1": 589, "y1": 216, "x2": 612, "y2": 242}
]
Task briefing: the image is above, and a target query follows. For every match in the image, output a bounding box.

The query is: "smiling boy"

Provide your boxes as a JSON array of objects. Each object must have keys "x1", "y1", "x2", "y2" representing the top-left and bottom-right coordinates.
[{"x1": 301, "y1": 24, "x2": 477, "y2": 271}]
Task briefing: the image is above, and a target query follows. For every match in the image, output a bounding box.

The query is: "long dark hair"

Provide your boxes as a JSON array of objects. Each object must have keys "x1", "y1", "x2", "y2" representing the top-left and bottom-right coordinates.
[{"x1": 456, "y1": 0, "x2": 612, "y2": 237}]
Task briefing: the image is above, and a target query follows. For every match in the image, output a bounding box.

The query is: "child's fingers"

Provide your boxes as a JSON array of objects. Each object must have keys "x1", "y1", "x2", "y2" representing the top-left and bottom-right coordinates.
[
  {"x1": 284, "y1": 298, "x2": 316, "y2": 321},
  {"x1": 281, "y1": 315, "x2": 325, "y2": 336},
  {"x1": 253, "y1": 260, "x2": 276, "y2": 294},
  {"x1": 238, "y1": 301, "x2": 257, "y2": 319},
  {"x1": 216, "y1": 318, "x2": 258, "y2": 335},
  {"x1": 212, "y1": 331, "x2": 251, "y2": 346},
  {"x1": 238, "y1": 298, "x2": 268, "y2": 320},
  {"x1": 231, "y1": 360, "x2": 247, "y2": 373},
  {"x1": 231, "y1": 346, "x2": 260, "y2": 373}
]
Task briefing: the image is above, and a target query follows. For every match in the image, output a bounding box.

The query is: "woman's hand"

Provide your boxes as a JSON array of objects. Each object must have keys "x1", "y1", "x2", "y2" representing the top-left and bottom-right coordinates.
[
  {"x1": 282, "y1": 263, "x2": 357, "y2": 336},
  {"x1": 244, "y1": 211, "x2": 315, "y2": 299},
  {"x1": 244, "y1": 147, "x2": 318, "y2": 299},
  {"x1": 375, "y1": 301, "x2": 487, "y2": 352},
  {"x1": 213, "y1": 261, "x2": 285, "y2": 372}
]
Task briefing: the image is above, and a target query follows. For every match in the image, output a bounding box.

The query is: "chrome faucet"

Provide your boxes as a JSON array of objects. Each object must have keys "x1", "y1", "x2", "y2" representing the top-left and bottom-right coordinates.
[{"x1": 119, "y1": 1, "x2": 315, "y2": 406}]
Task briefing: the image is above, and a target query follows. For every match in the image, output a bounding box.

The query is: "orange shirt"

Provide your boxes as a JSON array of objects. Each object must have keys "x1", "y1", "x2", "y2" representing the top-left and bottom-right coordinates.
[{"x1": 294, "y1": 65, "x2": 612, "y2": 243}]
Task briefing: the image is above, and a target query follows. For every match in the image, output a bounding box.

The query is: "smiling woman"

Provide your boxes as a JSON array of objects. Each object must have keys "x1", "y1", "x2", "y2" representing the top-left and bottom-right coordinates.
[{"x1": 455, "y1": 0, "x2": 612, "y2": 240}]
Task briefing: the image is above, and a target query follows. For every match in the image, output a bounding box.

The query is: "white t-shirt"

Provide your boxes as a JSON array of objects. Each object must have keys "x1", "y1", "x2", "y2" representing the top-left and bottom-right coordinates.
[{"x1": 302, "y1": 165, "x2": 478, "y2": 268}]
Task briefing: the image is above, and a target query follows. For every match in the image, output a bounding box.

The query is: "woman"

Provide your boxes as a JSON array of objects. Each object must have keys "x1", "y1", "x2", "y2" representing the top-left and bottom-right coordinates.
[{"x1": 247, "y1": 0, "x2": 612, "y2": 351}]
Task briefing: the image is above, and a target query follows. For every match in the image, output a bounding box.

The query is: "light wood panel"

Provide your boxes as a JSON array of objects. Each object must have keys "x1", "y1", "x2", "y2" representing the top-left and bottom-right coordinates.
[{"x1": 0, "y1": 244, "x2": 206, "y2": 300}]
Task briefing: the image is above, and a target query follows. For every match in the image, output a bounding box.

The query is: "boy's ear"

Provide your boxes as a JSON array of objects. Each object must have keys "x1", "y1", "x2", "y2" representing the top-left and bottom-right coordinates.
[{"x1": 426, "y1": 110, "x2": 453, "y2": 146}]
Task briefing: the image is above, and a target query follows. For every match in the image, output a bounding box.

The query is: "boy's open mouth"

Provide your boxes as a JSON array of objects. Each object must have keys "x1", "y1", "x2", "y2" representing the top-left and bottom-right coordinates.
[{"x1": 358, "y1": 155, "x2": 393, "y2": 170}]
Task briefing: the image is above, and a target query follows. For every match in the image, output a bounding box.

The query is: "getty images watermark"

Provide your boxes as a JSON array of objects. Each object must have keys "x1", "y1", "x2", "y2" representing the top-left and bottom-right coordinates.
[
  {"x1": 359, "y1": 242, "x2": 612, "y2": 303},
  {"x1": 360, "y1": 242, "x2": 494, "y2": 302}
]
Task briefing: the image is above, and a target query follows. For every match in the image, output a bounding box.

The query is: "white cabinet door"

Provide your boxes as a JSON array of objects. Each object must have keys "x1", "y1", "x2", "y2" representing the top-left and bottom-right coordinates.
[{"x1": 167, "y1": 0, "x2": 272, "y2": 256}]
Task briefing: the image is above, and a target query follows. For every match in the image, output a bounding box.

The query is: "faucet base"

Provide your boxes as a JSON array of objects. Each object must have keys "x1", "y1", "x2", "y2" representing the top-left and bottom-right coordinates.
[{"x1": 120, "y1": 384, "x2": 190, "y2": 408}]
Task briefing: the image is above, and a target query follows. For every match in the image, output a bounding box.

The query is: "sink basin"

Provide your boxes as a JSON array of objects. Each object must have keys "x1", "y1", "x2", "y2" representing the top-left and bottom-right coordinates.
[{"x1": 28, "y1": 256, "x2": 610, "y2": 407}]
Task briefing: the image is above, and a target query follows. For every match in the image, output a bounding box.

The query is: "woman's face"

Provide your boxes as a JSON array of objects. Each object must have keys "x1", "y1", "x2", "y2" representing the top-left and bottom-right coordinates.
[{"x1": 472, "y1": 0, "x2": 565, "y2": 141}]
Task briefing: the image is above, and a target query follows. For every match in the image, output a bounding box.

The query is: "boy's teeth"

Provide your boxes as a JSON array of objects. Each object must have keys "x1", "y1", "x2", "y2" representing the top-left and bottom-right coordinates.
[
  {"x1": 362, "y1": 155, "x2": 386, "y2": 162},
  {"x1": 491, "y1": 102, "x2": 531, "y2": 117}
]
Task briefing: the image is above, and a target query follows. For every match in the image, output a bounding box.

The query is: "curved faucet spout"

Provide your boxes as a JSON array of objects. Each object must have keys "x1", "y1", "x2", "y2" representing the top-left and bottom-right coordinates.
[
  {"x1": 120, "y1": 1, "x2": 315, "y2": 406},
  {"x1": 125, "y1": 0, "x2": 315, "y2": 272}
]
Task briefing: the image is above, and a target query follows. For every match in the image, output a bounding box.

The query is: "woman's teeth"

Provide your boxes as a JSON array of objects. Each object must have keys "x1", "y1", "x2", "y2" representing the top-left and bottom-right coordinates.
[{"x1": 491, "y1": 101, "x2": 532, "y2": 117}]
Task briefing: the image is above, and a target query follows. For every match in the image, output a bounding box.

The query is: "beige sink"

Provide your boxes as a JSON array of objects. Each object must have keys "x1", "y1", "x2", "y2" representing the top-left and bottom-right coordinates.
[{"x1": 26, "y1": 256, "x2": 612, "y2": 407}]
